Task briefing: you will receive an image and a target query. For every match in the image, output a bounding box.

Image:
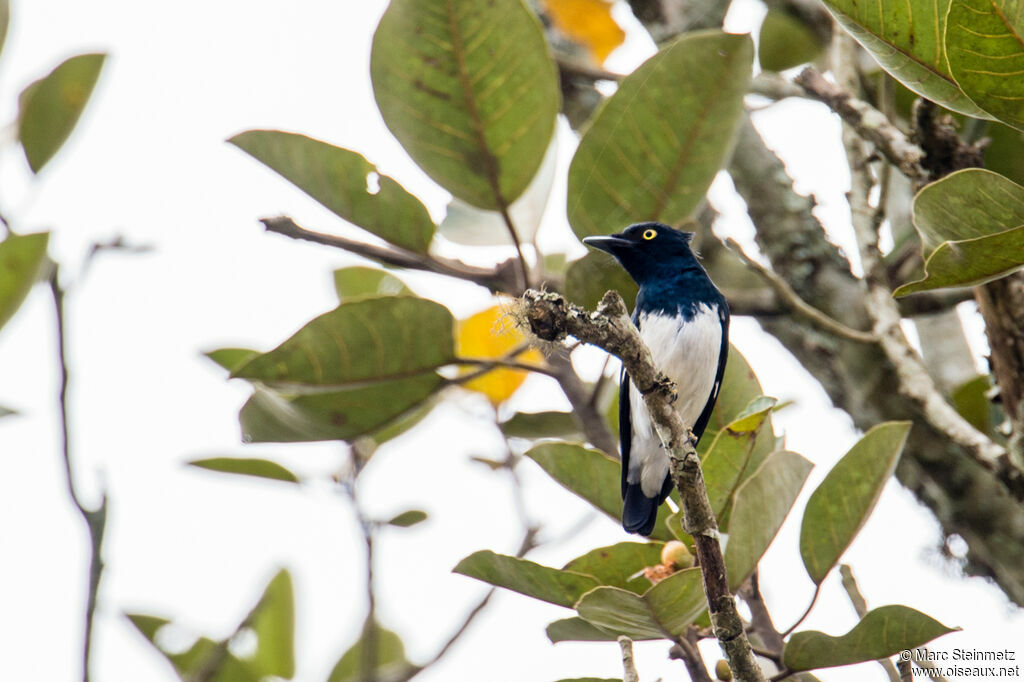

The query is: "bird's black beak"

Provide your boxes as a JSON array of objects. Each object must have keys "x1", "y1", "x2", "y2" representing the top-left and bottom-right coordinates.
[{"x1": 582, "y1": 234, "x2": 631, "y2": 255}]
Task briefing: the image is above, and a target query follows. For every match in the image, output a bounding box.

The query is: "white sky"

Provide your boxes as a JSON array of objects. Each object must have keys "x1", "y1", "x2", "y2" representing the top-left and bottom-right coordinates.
[{"x1": 0, "y1": 1, "x2": 1020, "y2": 681}]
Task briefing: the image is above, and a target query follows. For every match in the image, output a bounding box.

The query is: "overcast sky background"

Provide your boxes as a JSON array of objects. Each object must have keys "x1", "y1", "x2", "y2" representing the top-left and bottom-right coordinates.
[{"x1": 0, "y1": 1, "x2": 1021, "y2": 681}]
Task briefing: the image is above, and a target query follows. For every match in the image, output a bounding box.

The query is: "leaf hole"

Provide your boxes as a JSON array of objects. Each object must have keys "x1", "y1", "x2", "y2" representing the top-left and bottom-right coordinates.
[{"x1": 366, "y1": 172, "x2": 381, "y2": 195}]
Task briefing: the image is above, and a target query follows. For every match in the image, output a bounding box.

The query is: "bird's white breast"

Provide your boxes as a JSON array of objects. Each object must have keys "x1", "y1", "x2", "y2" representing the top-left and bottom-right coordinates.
[{"x1": 628, "y1": 304, "x2": 723, "y2": 496}]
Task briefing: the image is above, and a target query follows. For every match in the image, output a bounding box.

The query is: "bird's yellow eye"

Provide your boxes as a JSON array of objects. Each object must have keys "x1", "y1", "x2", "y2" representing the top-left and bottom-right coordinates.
[{"x1": 642, "y1": 229, "x2": 657, "y2": 240}]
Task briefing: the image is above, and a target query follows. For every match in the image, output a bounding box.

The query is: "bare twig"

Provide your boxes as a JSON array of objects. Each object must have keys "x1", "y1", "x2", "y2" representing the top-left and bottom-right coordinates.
[
  {"x1": 544, "y1": 345, "x2": 619, "y2": 456},
  {"x1": 839, "y1": 565, "x2": 901, "y2": 682},
  {"x1": 794, "y1": 67, "x2": 926, "y2": 182},
  {"x1": 260, "y1": 216, "x2": 520, "y2": 294},
  {"x1": 725, "y1": 238, "x2": 877, "y2": 343},
  {"x1": 749, "y1": 72, "x2": 805, "y2": 101},
  {"x1": 780, "y1": 581, "x2": 822, "y2": 638},
  {"x1": 898, "y1": 657, "x2": 914, "y2": 682},
  {"x1": 619, "y1": 637, "x2": 640, "y2": 682},
  {"x1": 49, "y1": 267, "x2": 108, "y2": 682},
  {"x1": 741, "y1": 572, "x2": 785, "y2": 659},
  {"x1": 834, "y1": 39, "x2": 1020, "y2": 500},
  {"x1": 670, "y1": 627, "x2": 714, "y2": 682},
  {"x1": 520, "y1": 289, "x2": 766, "y2": 681}
]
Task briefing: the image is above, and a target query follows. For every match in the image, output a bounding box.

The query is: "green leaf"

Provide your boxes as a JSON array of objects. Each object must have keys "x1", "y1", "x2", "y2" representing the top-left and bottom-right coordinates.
[
  {"x1": 233, "y1": 297, "x2": 454, "y2": 388},
  {"x1": 563, "y1": 542, "x2": 663, "y2": 595},
  {"x1": 819, "y1": 0, "x2": 989, "y2": 117},
  {"x1": 800, "y1": 422, "x2": 911, "y2": 583},
  {"x1": 500, "y1": 410, "x2": 581, "y2": 439},
  {"x1": 896, "y1": 169, "x2": 1024, "y2": 295},
  {"x1": 229, "y1": 131, "x2": 434, "y2": 253},
  {"x1": 0, "y1": 0, "x2": 9, "y2": 57},
  {"x1": 724, "y1": 451, "x2": 813, "y2": 590},
  {"x1": 0, "y1": 405, "x2": 17, "y2": 419},
  {"x1": 945, "y1": 0, "x2": 1024, "y2": 131},
  {"x1": 127, "y1": 614, "x2": 257, "y2": 682},
  {"x1": 546, "y1": 617, "x2": 622, "y2": 643},
  {"x1": 568, "y1": 30, "x2": 752, "y2": 240},
  {"x1": 574, "y1": 568, "x2": 705, "y2": 640},
  {"x1": 983, "y1": 122, "x2": 1024, "y2": 185},
  {"x1": 758, "y1": 9, "x2": 825, "y2": 72},
  {"x1": 453, "y1": 550, "x2": 599, "y2": 608},
  {"x1": 784, "y1": 605, "x2": 958, "y2": 671},
  {"x1": 370, "y1": 0, "x2": 559, "y2": 209},
  {"x1": 204, "y1": 348, "x2": 259, "y2": 373},
  {"x1": 565, "y1": 250, "x2": 639, "y2": 311},
  {"x1": 951, "y1": 375, "x2": 997, "y2": 437},
  {"x1": 0, "y1": 232, "x2": 49, "y2": 334},
  {"x1": 246, "y1": 569, "x2": 296, "y2": 678},
  {"x1": 701, "y1": 399, "x2": 776, "y2": 518},
  {"x1": 18, "y1": 53, "x2": 106, "y2": 173},
  {"x1": 524, "y1": 442, "x2": 674, "y2": 542},
  {"x1": 328, "y1": 618, "x2": 411, "y2": 682},
  {"x1": 333, "y1": 267, "x2": 411, "y2": 302},
  {"x1": 239, "y1": 374, "x2": 443, "y2": 443},
  {"x1": 386, "y1": 509, "x2": 428, "y2": 527},
  {"x1": 187, "y1": 457, "x2": 300, "y2": 483},
  {"x1": 702, "y1": 345, "x2": 769, "y2": 451}
]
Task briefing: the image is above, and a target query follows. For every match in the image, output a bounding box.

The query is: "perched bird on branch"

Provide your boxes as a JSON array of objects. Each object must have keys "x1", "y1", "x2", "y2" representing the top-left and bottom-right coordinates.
[{"x1": 583, "y1": 223, "x2": 730, "y2": 535}]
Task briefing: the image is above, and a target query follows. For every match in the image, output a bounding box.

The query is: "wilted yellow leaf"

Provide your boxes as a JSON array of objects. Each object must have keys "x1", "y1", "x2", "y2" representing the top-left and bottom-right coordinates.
[
  {"x1": 457, "y1": 305, "x2": 544, "y2": 407},
  {"x1": 544, "y1": 0, "x2": 626, "y2": 64}
]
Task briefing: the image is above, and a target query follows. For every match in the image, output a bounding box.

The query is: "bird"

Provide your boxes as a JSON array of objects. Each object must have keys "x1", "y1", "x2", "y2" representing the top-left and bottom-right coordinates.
[{"x1": 582, "y1": 222, "x2": 730, "y2": 536}]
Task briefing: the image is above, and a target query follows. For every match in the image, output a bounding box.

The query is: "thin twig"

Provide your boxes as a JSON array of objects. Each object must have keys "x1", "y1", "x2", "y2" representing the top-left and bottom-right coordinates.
[
  {"x1": 260, "y1": 216, "x2": 520, "y2": 294},
  {"x1": 833, "y1": 38, "x2": 1019, "y2": 499},
  {"x1": 741, "y1": 572, "x2": 786, "y2": 659},
  {"x1": 520, "y1": 289, "x2": 766, "y2": 682},
  {"x1": 839, "y1": 565, "x2": 901, "y2": 682},
  {"x1": 749, "y1": 72, "x2": 806, "y2": 101},
  {"x1": 49, "y1": 267, "x2": 108, "y2": 682},
  {"x1": 780, "y1": 581, "x2": 822, "y2": 637},
  {"x1": 452, "y1": 356, "x2": 559, "y2": 379},
  {"x1": 619, "y1": 637, "x2": 640, "y2": 682},
  {"x1": 669, "y1": 628, "x2": 713, "y2": 682},
  {"x1": 725, "y1": 238, "x2": 877, "y2": 343},
  {"x1": 794, "y1": 67, "x2": 927, "y2": 182},
  {"x1": 544, "y1": 345, "x2": 619, "y2": 456}
]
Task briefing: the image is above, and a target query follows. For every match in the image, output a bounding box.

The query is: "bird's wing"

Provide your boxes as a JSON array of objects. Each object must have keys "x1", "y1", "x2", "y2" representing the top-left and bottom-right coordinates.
[
  {"x1": 691, "y1": 303, "x2": 731, "y2": 443},
  {"x1": 618, "y1": 365, "x2": 631, "y2": 498}
]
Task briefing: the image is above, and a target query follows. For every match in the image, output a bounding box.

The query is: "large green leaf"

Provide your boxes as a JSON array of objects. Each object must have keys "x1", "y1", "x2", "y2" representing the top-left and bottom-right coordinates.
[
  {"x1": 229, "y1": 131, "x2": 434, "y2": 253},
  {"x1": 702, "y1": 345, "x2": 770, "y2": 454},
  {"x1": 125, "y1": 569, "x2": 296, "y2": 681},
  {"x1": 187, "y1": 457, "x2": 300, "y2": 484},
  {"x1": 370, "y1": 0, "x2": 559, "y2": 210},
  {"x1": 239, "y1": 374, "x2": 443, "y2": 443},
  {"x1": 204, "y1": 347, "x2": 259, "y2": 373},
  {"x1": 568, "y1": 31, "x2": 753, "y2": 240},
  {"x1": 328, "y1": 618, "x2": 412, "y2": 682},
  {"x1": 574, "y1": 568, "x2": 705, "y2": 640},
  {"x1": 500, "y1": 410, "x2": 581, "y2": 440},
  {"x1": 700, "y1": 400, "x2": 776, "y2": 518},
  {"x1": 233, "y1": 297, "x2": 454, "y2": 388},
  {"x1": 453, "y1": 550, "x2": 599, "y2": 608},
  {"x1": 546, "y1": 617, "x2": 622, "y2": 643},
  {"x1": 819, "y1": 0, "x2": 988, "y2": 117},
  {"x1": 333, "y1": 267, "x2": 411, "y2": 302},
  {"x1": 524, "y1": 442, "x2": 674, "y2": 541},
  {"x1": 724, "y1": 451, "x2": 813, "y2": 590},
  {"x1": 896, "y1": 169, "x2": 1024, "y2": 296},
  {"x1": 0, "y1": 232, "x2": 49, "y2": 334},
  {"x1": 18, "y1": 53, "x2": 106, "y2": 173},
  {"x1": 800, "y1": 422, "x2": 911, "y2": 583},
  {"x1": 758, "y1": 9, "x2": 825, "y2": 72},
  {"x1": 246, "y1": 569, "x2": 296, "y2": 679},
  {"x1": 563, "y1": 542, "x2": 663, "y2": 595},
  {"x1": 946, "y1": 0, "x2": 1024, "y2": 131},
  {"x1": 784, "y1": 605, "x2": 957, "y2": 671}
]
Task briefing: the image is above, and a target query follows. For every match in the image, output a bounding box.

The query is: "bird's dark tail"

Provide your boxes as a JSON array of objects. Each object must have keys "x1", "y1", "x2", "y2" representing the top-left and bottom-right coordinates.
[
  {"x1": 622, "y1": 476, "x2": 674, "y2": 536},
  {"x1": 622, "y1": 483, "x2": 659, "y2": 535}
]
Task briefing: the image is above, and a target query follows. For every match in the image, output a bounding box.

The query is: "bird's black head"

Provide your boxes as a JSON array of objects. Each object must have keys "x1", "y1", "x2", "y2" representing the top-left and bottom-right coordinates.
[{"x1": 582, "y1": 222, "x2": 698, "y2": 284}]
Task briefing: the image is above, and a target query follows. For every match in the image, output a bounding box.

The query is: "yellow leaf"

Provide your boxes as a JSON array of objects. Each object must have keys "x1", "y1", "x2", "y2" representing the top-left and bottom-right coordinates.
[
  {"x1": 457, "y1": 305, "x2": 544, "y2": 407},
  {"x1": 544, "y1": 0, "x2": 625, "y2": 64}
]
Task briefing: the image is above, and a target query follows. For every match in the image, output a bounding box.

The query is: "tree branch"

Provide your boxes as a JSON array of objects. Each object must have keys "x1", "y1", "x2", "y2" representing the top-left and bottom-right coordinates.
[
  {"x1": 49, "y1": 267, "x2": 107, "y2": 682},
  {"x1": 260, "y1": 216, "x2": 520, "y2": 294},
  {"x1": 794, "y1": 67, "x2": 927, "y2": 183},
  {"x1": 520, "y1": 289, "x2": 766, "y2": 682},
  {"x1": 724, "y1": 238, "x2": 877, "y2": 343},
  {"x1": 618, "y1": 636, "x2": 640, "y2": 682}
]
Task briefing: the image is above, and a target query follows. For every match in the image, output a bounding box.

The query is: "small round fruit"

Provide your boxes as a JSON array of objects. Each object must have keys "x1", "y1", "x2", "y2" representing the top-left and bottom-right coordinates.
[
  {"x1": 715, "y1": 659, "x2": 733, "y2": 680},
  {"x1": 660, "y1": 540, "x2": 694, "y2": 569}
]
